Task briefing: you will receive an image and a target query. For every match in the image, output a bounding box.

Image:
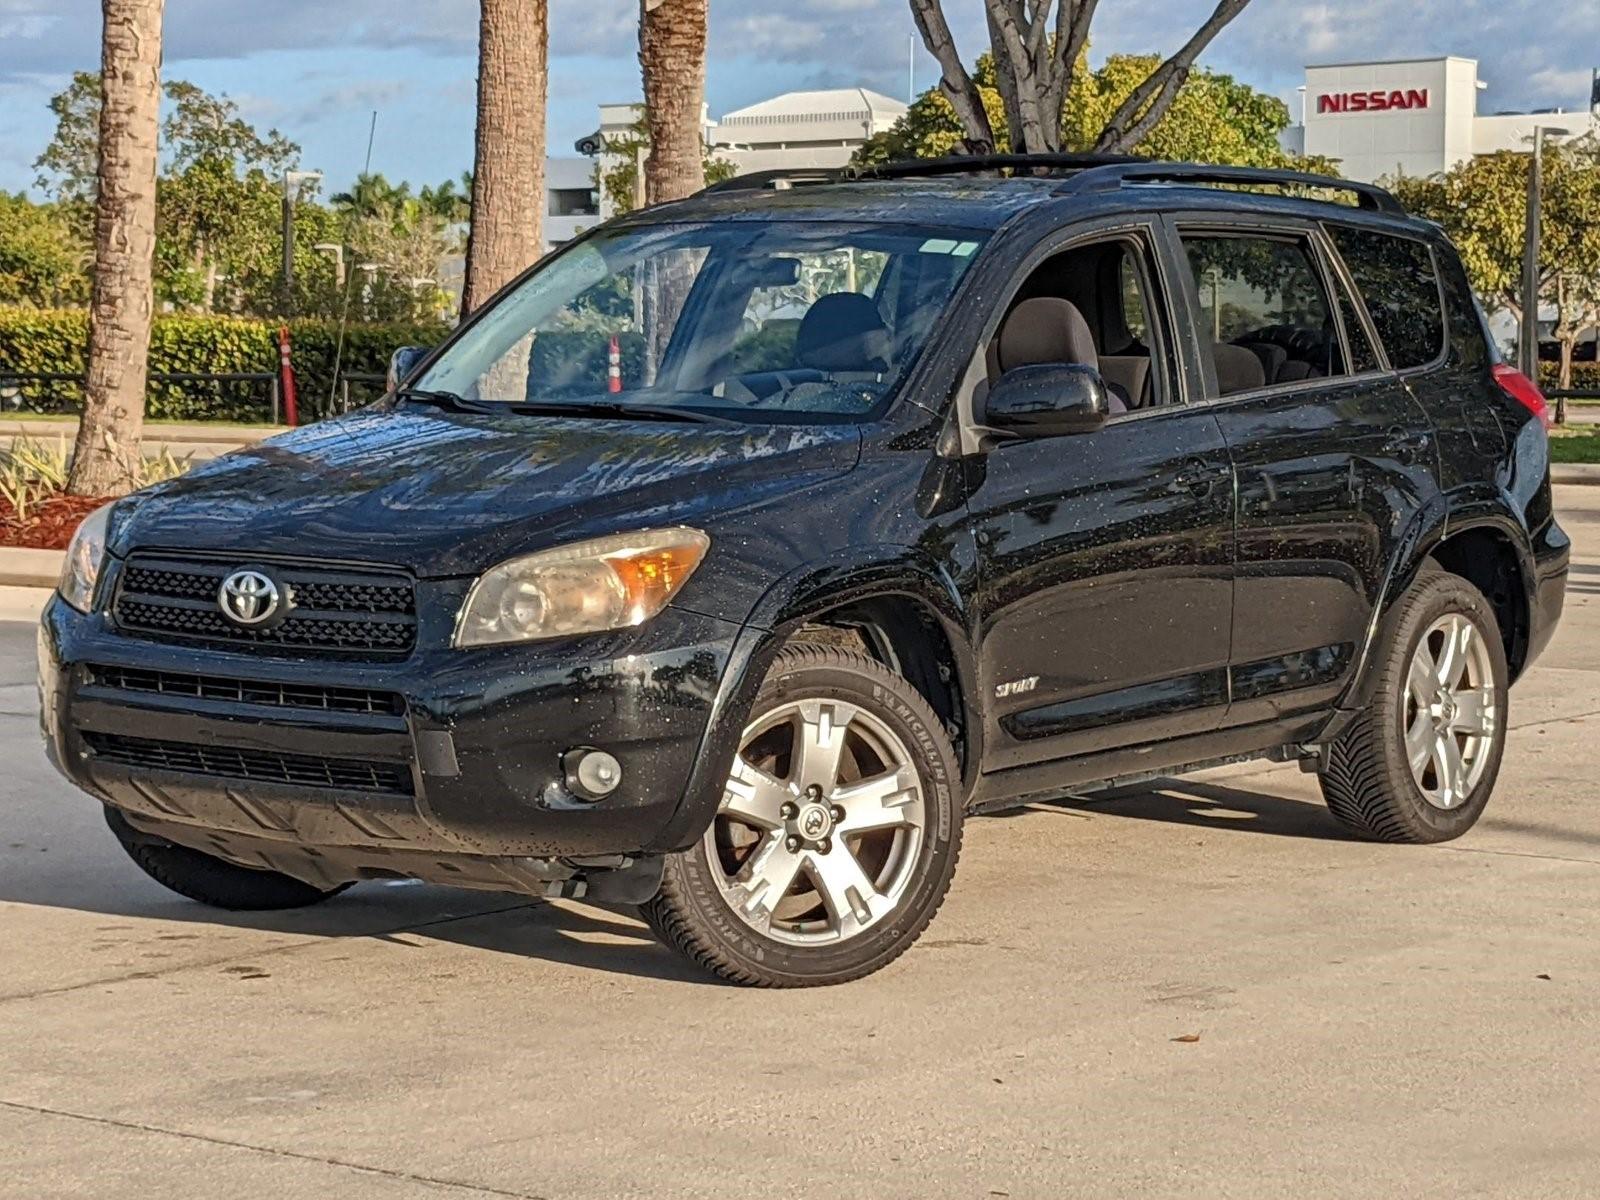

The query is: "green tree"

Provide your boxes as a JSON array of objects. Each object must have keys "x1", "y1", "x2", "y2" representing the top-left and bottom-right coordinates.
[
  {"x1": 1390, "y1": 139, "x2": 1600, "y2": 390},
  {"x1": 856, "y1": 51, "x2": 1333, "y2": 172},
  {"x1": 908, "y1": 0, "x2": 1255, "y2": 155},
  {"x1": 598, "y1": 111, "x2": 736, "y2": 216},
  {"x1": 0, "y1": 192, "x2": 90, "y2": 306}
]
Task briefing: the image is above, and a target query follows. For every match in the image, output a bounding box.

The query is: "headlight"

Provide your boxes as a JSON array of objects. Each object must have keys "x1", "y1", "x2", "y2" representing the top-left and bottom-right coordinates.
[
  {"x1": 454, "y1": 527, "x2": 710, "y2": 647},
  {"x1": 57, "y1": 503, "x2": 113, "y2": 614}
]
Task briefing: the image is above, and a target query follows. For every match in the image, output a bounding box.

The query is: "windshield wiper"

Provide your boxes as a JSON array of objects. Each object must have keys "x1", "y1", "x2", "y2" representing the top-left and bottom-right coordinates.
[
  {"x1": 505, "y1": 400, "x2": 738, "y2": 426},
  {"x1": 396, "y1": 387, "x2": 494, "y2": 414}
]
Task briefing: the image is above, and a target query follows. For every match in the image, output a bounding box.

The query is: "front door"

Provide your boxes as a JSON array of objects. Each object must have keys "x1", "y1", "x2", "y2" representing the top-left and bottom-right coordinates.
[{"x1": 968, "y1": 232, "x2": 1236, "y2": 774}]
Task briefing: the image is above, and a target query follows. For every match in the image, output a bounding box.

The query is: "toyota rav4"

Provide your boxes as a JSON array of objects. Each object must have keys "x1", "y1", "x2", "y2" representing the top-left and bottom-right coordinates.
[{"x1": 40, "y1": 157, "x2": 1569, "y2": 986}]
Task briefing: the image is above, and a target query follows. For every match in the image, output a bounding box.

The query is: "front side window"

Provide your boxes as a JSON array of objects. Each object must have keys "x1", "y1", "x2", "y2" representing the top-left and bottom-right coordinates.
[
  {"x1": 415, "y1": 221, "x2": 986, "y2": 422},
  {"x1": 1325, "y1": 226, "x2": 1446, "y2": 371},
  {"x1": 1180, "y1": 232, "x2": 1349, "y2": 395}
]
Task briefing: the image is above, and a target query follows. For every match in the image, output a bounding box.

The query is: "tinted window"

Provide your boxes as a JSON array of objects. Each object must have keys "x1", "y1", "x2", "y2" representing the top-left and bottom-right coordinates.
[
  {"x1": 1180, "y1": 233, "x2": 1347, "y2": 395},
  {"x1": 1327, "y1": 226, "x2": 1445, "y2": 370},
  {"x1": 1331, "y1": 274, "x2": 1381, "y2": 374}
]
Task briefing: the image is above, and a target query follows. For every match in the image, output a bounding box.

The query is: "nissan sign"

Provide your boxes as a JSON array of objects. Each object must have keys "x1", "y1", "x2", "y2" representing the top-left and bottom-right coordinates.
[{"x1": 1317, "y1": 88, "x2": 1430, "y2": 114}]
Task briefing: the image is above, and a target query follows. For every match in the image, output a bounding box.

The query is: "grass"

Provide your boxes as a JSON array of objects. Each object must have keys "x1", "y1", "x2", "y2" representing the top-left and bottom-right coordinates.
[{"x1": 1548, "y1": 429, "x2": 1600, "y2": 463}]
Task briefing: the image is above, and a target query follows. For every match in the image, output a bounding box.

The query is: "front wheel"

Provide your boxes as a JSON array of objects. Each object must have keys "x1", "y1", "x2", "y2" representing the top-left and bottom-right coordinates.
[
  {"x1": 642, "y1": 645, "x2": 963, "y2": 987},
  {"x1": 1319, "y1": 568, "x2": 1509, "y2": 843}
]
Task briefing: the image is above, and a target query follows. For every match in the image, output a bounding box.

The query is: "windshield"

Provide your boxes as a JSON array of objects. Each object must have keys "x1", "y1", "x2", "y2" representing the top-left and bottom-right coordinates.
[{"x1": 415, "y1": 220, "x2": 986, "y2": 422}]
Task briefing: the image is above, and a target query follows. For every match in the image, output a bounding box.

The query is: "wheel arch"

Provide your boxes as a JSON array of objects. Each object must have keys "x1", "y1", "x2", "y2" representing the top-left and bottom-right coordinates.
[
  {"x1": 647, "y1": 548, "x2": 983, "y2": 854},
  {"x1": 1340, "y1": 494, "x2": 1537, "y2": 717}
]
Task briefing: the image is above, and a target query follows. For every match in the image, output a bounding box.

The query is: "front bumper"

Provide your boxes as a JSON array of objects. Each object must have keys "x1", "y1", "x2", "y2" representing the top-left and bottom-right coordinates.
[{"x1": 40, "y1": 592, "x2": 759, "y2": 895}]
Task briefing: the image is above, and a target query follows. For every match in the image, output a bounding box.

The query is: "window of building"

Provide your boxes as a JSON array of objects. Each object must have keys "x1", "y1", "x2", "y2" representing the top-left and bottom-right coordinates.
[
  {"x1": 1325, "y1": 226, "x2": 1446, "y2": 370},
  {"x1": 1179, "y1": 232, "x2": 1348, "y2": 395}
]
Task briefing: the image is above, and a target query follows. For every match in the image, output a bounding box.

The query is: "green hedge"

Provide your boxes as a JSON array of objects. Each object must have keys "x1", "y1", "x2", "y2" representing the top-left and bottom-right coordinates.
[
  {"x1": 0, "y1": 307, "x2": 451, "y2": 422},
  {"x1": 1540, "y1": 361, "x2": 1600, "y2": 395}
]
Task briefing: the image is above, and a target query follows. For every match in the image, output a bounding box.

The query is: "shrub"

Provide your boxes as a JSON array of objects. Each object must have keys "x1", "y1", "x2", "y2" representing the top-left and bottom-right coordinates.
[{"x1": 0, "y1": 307, "x2": 451, "y2": 423}]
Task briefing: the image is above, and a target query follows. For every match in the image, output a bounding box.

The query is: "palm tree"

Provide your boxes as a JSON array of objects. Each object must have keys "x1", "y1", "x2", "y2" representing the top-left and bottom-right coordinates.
[
  {"x1": 462, "y1": 0, "x2": 547, "y2": 316},
  {"x1": 69, "y1": 0, "x2": 165, "y2": 497},
  {"x1": 639, "y1": 0, "x2": 709, "y2": 205}
]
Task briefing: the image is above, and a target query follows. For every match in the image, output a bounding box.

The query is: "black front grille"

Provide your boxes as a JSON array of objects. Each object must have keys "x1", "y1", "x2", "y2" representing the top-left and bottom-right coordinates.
[
  {"x1": 85, "y1": 664, "x2": 403, "y2": 717},
  {"x1": 113, "y1": 555, "x2": 417, "y2": 656},
  {"x1": 84, "y1": 731, "x2": 413, "y2": 795}
]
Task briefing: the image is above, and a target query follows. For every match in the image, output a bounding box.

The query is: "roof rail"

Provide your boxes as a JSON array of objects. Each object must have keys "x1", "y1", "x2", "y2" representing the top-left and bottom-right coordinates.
[
  {"x1": 1058, "y1": 162, "x2": 1406, "y2": 215},
  {"x1": 701, "y1": 168, "x2": 846, "y2": 194},
  {"x1": 846, "y1": 152, "x2": 1147, "y2": 181}
]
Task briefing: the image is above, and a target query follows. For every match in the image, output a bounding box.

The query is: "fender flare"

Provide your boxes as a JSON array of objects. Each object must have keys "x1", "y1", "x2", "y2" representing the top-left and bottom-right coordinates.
[
  {"x1": 646, "y1": 545, "x2": 983, "y2": 852},
  {"x1": 1336, "y1": 482, "x2": 1535, "y2": 715}
]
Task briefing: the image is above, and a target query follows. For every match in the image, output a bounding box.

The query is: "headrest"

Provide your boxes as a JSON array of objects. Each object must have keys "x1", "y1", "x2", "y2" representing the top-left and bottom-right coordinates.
[
  {"x1": 795, "y1": 293, "x2": 890, "y2": 373},
  {"x1": 1211, "y1": 343, "x2": 1266, "y2": 396},
  {"x1": 997, "y1": 298, "x2": 1099, "y2": 374}
]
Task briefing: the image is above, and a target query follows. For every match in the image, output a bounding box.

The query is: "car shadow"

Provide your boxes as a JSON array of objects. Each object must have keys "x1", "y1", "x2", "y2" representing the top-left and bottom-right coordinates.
[{"x1": 1014, "y1": 776, "x2": 1355, "y2": 841}]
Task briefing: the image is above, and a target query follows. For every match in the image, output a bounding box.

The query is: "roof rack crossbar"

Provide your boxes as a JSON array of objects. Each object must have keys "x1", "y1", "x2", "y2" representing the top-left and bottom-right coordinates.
[
  {"x1": 847, "y1": 152, "x2": 1147, "y2": 181},
  {"x1": 701, "y1": 168, "x2": 846, "y2": 194},
  {"x1": 700, "y1": 153, "x2": 1149, "y2": 195},
  {"x1": 1058, "y1": 162, "x2": 1405, "y2": 215}
]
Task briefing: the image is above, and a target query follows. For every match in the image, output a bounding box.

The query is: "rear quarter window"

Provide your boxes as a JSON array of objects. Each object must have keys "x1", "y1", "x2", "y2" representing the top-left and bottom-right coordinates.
[{"x1": 1326, "y1": 226, "x2": 1446, "y2": 370}]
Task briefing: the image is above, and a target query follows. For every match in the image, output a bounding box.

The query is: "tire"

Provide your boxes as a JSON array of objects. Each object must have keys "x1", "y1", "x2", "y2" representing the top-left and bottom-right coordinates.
[
  {"x1": 642, "y1": 645, "x2": 963, "y2": 987},
  {"x1": 1319, "y1": 567, "x2": 1509, "y2": 843},
  {"x1": 105, "y1": 807, "x2": 349, "y2": 911}
]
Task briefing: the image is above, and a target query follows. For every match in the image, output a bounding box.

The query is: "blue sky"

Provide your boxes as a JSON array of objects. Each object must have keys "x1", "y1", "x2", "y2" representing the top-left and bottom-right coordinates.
[{"x1": 2, "y1": 0, "x2": 1596, "y2": 198}]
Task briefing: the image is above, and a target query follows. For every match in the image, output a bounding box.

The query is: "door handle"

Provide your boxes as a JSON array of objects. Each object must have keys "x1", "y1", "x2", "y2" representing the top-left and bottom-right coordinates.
[
  {"x1": 1383, "y1": 426, "x2": 1430, "y2": 464},
  {"x1": 1172, "y1": 459, "x2": 1228, "y2": 497}
]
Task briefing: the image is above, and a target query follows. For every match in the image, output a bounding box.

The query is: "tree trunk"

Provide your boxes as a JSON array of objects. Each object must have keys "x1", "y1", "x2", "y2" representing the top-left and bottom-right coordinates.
[
  {"x1": 69, "y1": 0, "x2": 164, "y2": 498},
  {"x1": 463, "y1": 0, "x2": 547, "y2": 318},
  {"x1": 639, "y1": 0, "x2": 708, "y2": 204},
  {"x1": 1093, "y1": 0, "x2": 1251, "y2": 152},
  {"x1": 909, "y1": 0, "x2": 996, "y2": 154}
]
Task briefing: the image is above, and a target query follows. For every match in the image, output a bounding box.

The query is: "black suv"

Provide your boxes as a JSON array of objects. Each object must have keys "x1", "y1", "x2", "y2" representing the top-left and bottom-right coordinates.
[{"x1": 40, "y1": 158, "x2": 1569, "y2": 986}]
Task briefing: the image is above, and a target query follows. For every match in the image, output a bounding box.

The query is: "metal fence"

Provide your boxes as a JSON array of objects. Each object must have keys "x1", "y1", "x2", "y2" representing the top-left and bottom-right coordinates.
[{"x1": 1550, "y1": 390, "x2": 1600, "y2": 425}]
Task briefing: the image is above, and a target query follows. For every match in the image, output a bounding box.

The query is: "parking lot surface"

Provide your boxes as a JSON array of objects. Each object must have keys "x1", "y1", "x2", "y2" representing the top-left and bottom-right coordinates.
[{"x1": 4, "y1": 489, "x2": 1600, "y2": 1199}]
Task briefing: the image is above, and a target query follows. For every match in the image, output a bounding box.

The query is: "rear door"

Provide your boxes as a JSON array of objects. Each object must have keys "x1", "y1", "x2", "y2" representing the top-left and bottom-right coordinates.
[{"x1": 1162, "y1": 215, "x2": 1440, "y2": 727}]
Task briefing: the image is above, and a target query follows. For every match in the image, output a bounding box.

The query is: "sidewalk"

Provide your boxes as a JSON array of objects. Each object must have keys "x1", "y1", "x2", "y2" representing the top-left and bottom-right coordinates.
[{"x1": 0, "y1": 417, "x2": 282, "y2": 462}]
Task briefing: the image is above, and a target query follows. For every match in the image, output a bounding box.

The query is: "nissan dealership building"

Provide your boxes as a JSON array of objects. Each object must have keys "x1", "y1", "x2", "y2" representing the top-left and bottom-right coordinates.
[{"x1": 1283, "y1": 56, "x2": 1599, "y2": 183}]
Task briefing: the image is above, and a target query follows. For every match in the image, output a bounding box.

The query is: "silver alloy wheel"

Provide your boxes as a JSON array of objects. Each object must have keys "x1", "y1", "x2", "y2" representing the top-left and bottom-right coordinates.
[
  {"x1": 705, "y1": 697, "x2": 927, "y2": 947},
  {"x1": 1403, "y1": 613, "x2": 1498, "y2": 810}
]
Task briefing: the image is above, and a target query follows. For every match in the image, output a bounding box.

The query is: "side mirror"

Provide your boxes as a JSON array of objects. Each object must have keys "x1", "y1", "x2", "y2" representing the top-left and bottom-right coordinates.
[
  {"x1": 387, "y1": 346, "x2": 430, "y2": 393},
  {"x1": 984, "y1": 362, "x2": 1111, "y2": 438}
]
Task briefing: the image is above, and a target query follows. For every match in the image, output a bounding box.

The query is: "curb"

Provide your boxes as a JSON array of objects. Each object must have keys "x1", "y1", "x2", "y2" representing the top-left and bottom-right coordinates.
[
  {"x1": 1552, "y1": 464, "x2": 1600, "y2": 487},
  {"x1": 0, "y1": 584, "x2": 49, "y2": 624},
  {"x1": 0, "y1": 547, "x2": 64, "y2": 589}
]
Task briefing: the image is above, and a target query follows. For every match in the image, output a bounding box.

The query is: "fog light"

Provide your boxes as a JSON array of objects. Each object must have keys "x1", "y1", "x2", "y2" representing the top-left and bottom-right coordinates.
[{"x1": 564, "y1": 748, "x2": 623, "y2": 802}]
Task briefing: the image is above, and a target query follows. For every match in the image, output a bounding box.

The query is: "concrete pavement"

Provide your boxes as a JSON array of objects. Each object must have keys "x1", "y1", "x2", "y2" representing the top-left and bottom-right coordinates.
[{"x1": 4, "y1": 491, "x2": 1600, "y2": 1198}]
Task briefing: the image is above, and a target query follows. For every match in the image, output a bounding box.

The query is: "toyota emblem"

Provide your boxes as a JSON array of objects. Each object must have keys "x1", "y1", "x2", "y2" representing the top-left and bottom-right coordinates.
[{"x1": 218, "y1": 569, "x2": 281, "y2": 626}]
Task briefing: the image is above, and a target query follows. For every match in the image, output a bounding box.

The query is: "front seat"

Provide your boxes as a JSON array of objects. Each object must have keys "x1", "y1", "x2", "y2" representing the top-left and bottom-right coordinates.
[
  {"x1": 793, "y1": 292, "x2": 891, "y2": 381},
  {"x1": 989, "y1": 297, "x2": 1127, "y2": 414}
]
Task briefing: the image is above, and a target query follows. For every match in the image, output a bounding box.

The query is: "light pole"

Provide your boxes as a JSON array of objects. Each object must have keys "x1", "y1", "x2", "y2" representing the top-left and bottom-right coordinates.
[
  {"x1": 1521, "y1": 126, "x2": 1570, "y2": 378},
  {"x1": 281, "y1": 170, "x2": 324, "y2": 297}
]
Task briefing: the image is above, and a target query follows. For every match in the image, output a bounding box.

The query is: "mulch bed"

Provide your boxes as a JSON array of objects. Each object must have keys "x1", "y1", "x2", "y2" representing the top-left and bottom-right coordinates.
[{"x1": 0, "y1": 494, "x2": 112, "y2": 550}]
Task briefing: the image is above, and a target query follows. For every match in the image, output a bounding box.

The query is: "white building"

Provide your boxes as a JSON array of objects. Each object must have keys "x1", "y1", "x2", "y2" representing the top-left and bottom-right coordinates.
[
  {"x1": 1284, "y1": 56, "x2": 1598, "y2": 183},
  {"x1": 712, "y1": 88, "x2": 907, "y2": 172},
  {"x1": 580, "y1": 88, "x2": 908, "y2": 218}
]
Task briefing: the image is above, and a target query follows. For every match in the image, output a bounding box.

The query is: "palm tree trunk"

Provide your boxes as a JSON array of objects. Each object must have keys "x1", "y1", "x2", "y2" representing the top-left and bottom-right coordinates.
[
  {"x1": 69, "y1": 0, "x2": 164, "y2": 498},
  {"x1": 463, "y1": 0, "x2": 547, "y2": 317},
  {"x1": 639, "y1": 0, "x2": 708, "y2": 205}
]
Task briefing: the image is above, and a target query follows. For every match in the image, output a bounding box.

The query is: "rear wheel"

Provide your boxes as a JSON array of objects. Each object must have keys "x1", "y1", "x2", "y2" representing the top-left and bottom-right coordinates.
[
  {"x1": 1319, "y1": 568, "x2": 1508, "y2": 843},
  {"x1": 106, "y1": 807, "x2": 349, "y2": 911},
  {"x1": 642, "y1": 645, "x2": 963, "y2": 986}
]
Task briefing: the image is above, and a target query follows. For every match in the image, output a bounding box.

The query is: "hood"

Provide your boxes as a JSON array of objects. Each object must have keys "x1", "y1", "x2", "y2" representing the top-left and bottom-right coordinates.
[{"x1": 111, "y1": 403, "x2": 862, "y2": 577}]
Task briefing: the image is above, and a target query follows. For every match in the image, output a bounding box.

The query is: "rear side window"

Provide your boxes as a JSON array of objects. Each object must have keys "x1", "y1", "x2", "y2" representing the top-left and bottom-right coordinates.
[
  {"x1": 1326, "y1": 226, "x2": 1445, "y2": 370},
  {"x1": 1178, "y1": 232, "x2": 1348, "y2": 395}
]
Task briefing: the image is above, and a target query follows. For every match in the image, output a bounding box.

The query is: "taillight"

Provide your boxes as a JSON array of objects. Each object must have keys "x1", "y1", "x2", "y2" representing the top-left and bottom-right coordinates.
[{"x1": 1492, "y1": 363, "x2": 1551, "y2": 429}]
